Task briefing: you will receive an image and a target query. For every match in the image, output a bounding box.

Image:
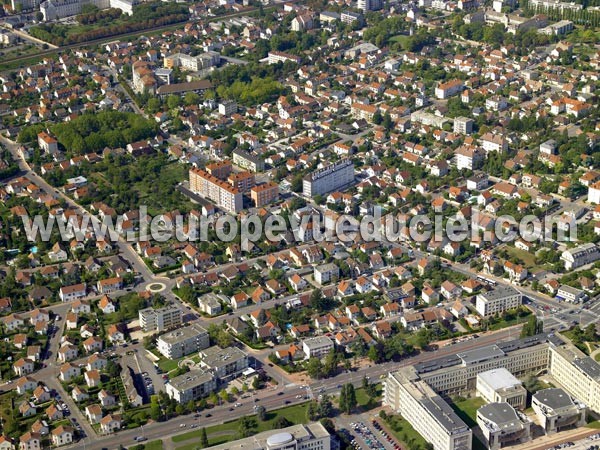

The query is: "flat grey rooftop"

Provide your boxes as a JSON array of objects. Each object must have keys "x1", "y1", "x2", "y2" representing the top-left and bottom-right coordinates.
[
  {"x1": 458, "y1": 345, "x2": 505, "y2": 365},
  {"x1": 533, "y1": 388, "x2": 575, "y2": 411},
  {"x1": 478, "y1": 402, "x2": 519, "y2": 426}
]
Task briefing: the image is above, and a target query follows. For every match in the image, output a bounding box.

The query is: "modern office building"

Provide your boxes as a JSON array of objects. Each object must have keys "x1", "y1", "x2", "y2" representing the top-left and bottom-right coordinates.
[
  {"x1": 476, "y1": 368, "x2": 527, "y2": 409},
  {"x1": 164, "y1": 52, "x2": 220, "y2": 72},
  {"x1": 166, "y1": 369, "x2": 217, "y2": 403},
  {"x1": 548, "y1": 343, "x2": 600, "y2": 413},
  {"x1": 138, "y1": 305, "x2": 182, "y2": 333},
  {"x1": 410, "y1": 334, "x2": 552, "y2": 395},
  {"x1": 302, "y1": 336, "x2": 335, "y2": 360},
  {"x1": 531, "y1": 388, "x2": 587, "y2": 434},
  {"x1": 205, "y1": 423, "x2": 332, "y2": 450},
  {"x1": 384, "y1": 367, "x2": 472, "y2": 450},
  {"x1": 476, "y1": 402, "x2": 532, "y2": 450},
  {"x1": 303, "y1": 159, "x2": 355, "y2": 197},
  {"x1": 475, "y1": 285, "x2": 522, "y2": 317},
  {"x1": 156, "y1": 324, "x2": 210, "y2": 360},
  {"x1": 189, "y1": 168, "x2": 243, "y2": 213},
  {"x1": 199, "y1": 346, "x2": 249, "y2": 381}
]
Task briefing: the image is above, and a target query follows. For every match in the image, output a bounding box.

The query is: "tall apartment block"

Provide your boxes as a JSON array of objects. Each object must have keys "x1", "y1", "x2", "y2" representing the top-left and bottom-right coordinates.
[
  {"x1": 189, "y1": 167, "x2": 243, "y2": 214},
  {"x1": 302, "y1": 159, "x2": 355, "y2": 197}
]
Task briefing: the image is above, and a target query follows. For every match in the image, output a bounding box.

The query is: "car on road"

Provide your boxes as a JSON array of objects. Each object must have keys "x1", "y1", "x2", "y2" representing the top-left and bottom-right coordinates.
[{"x1": 205, "y1": 413, "x2": 212, "y2": 418}]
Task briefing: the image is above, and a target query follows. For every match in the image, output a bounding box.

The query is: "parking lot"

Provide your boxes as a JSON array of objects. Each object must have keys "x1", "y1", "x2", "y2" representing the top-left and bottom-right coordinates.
[{"x1": 344, "y1": 420, "x2": 399, "y2": 450}]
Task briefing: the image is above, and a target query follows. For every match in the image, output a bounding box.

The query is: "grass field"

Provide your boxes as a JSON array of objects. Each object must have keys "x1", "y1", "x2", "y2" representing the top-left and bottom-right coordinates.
[
  {"x1": 384, "y1": 414, "x2": 429, "y2": 449},
  {"x1": 504, "y1": 245, "x2": 537, "y2": 267},
  {"x1": 355, "y1": 384, "x2": 382, "y2": 411},
  {"x1": 450, "y1": 397, "x2": 486, "y2": 428},
  {"x1": 450, "y1": 397, "x2": 487, "y2": 450},
  {"x1": 143, "y1": 440, "x2": 164, "y2": 450},
  {"x1": 172, "y1": 402, "x2": 310, "y2": 447}
]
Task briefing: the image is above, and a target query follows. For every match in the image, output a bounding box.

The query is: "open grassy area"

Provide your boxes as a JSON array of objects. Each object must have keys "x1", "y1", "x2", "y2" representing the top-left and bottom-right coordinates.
[
  {"x1": 383, "y1": 414, "x2": 429, "y2": 449},
  {"x1": 138, "y1": 440, "x2": 163, "y2": 450},
  {"x1": 450, "y1": 397, "x2": 486, "y2": 428},
  {"x1": 355, "y1": 384, "x2": 382, "y2": 411},
  {"x1": 450, "y1": 397, "x2": 488, "y2": 450},
  {"x1": 504, "y1": 245, "x2": 537, "y2": 267},
  {"x1": 172, "y1": 402, "x2": 310, "y2": 447}
]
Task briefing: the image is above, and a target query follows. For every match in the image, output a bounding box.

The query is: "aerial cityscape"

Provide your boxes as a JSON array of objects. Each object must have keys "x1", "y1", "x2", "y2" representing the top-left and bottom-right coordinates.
[{"x1": 0, "y1": 0, "x2": 599, "y2": 448}]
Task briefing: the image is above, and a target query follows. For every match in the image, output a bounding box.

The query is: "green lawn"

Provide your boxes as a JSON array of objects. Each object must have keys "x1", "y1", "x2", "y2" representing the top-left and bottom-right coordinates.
[
  {"x1": 144, "y1": 440, "x2": 164, "y2": 450},
  {"x1": 587, "y1": 420, "x2": 600, "y2": 429},
  {"x1": 450, "y1": 397, "x2": 487, "y2": 450},
  {"x1": 355, "y1": 385, "x2": 382, "y2": 411},
  {"x1": 383, "y1": 414, "x2": 429, "y2": 449},
  {"x1": 450, "y1": 397, "x2": 486, "y2": 428},
  {"x1": 504, "y1": 246, "x2": 537, "y2": 267},
  {"x1": 172, "y1": 402, "x2": 310, "y2": 447},
  {"x1": 390, "y1": 34, "x2": 410, "y2": 48}
]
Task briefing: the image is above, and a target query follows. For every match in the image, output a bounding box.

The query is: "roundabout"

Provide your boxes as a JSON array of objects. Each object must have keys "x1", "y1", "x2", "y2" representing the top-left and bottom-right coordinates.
[{"x1": 146, "y1": 282, "x2": 167, "y2": 293}]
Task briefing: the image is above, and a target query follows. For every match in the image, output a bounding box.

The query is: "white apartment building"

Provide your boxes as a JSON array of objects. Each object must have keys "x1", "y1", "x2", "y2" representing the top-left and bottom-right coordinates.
[
  {"x1": 157, "y1": 324, "x2": 210, "y2": 360},
  {"x1": 302, "y1": 336, "x2": 334, "y2": 360},
  {"x1": 218, "y1": 100, "x2": 237, "y2": 116},
  {"x1": 205, "y1": 423, "x2": 332, "y2": 450},
  {"x1": 548, "y1": 344, "x2": 600, "y2": 414},
  {"x1": 384, "y1": 367, "x2": 472, "y2": 450},
  {"x1": 302, "y1": 159, "x2": 355, "y2": 197},
  {"x1": 138, "y1": 305, "x2": 182, "y2": 333},
  {"x1": 476, "y1": 368, "x2": 527, "y2": 409},
  {"x1": 588, "y1": 182, "x2": 600, "y2": 205},
  {"x1": 166, "y1": 369, "x2": 217, "y2": 403},
  {"x1": 199, "y1": 346, "x2": 249, "y2": 381},
  {"x1": 475, "y1": 285, "x2": 522, "y2": 317},
  {"x1": 453, "y1": 117, "x2": 474, "y2": 135},
  {"x1": 532, "y1": 388, "x2": 587, "y2": 434},
  {"x1": 455, "y1": 146, "x2": 484, "y2": 171},
  {"x1": 561, "y1": 243, "x2": 600, "y2": 270}
]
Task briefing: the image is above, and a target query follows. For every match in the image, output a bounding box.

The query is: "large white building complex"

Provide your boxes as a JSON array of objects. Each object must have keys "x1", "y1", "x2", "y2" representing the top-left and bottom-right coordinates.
[
  {"x1": 40, "y1": 0, "x2": 135, "y2": 21},
  {"x1": 548, "y1": 343, "x2": 600, "y2": 413},
  {"x1": 205, "y1": 423, "x2": 333, "y2": 450},
  {"x1": 384, "y1": 333, "x2": 600, "y2": 450},
  {"x1": 475, "y1": 285, "x2": 522, "y2": 317},
  {"x1": 302, "y1": 159, "x2": 355, "y2": 197},
  {"x1": 384, "y1": 367, "x2": 473, "y2": 450},
  {"x1": 409, "y1": 334, "x2": 551, "y2": 395}
]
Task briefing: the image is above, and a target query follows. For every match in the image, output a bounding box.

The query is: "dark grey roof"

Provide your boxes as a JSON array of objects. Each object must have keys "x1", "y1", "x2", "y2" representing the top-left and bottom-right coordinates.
[
  {"x1": 421, "y1": 395, "x2": 470, "y2": 434},
  {"x1": 458, "y1": 345, "x2": 505, "y2": 365},
  {"x1": 415, "y1": 333, "x2": 550, "y2": 374},
  {"x1": 478, "y1": 402, "x2": 519, "y2": 425},
  {"x1": 532, "y1": 388, "x2": 575, "y2": 410},
  {"x1": 573, "y1": 357, "x2": 600, "y2": 381}
]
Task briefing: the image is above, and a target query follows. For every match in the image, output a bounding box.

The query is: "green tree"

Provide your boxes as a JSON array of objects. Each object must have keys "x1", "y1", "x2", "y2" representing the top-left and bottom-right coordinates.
[
  {"x1": 199, "y1": 427, "x2": 209, "y2": 448},
  {"x1": 307, "y1": 357, "x2": 324, "y2": 379}
]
